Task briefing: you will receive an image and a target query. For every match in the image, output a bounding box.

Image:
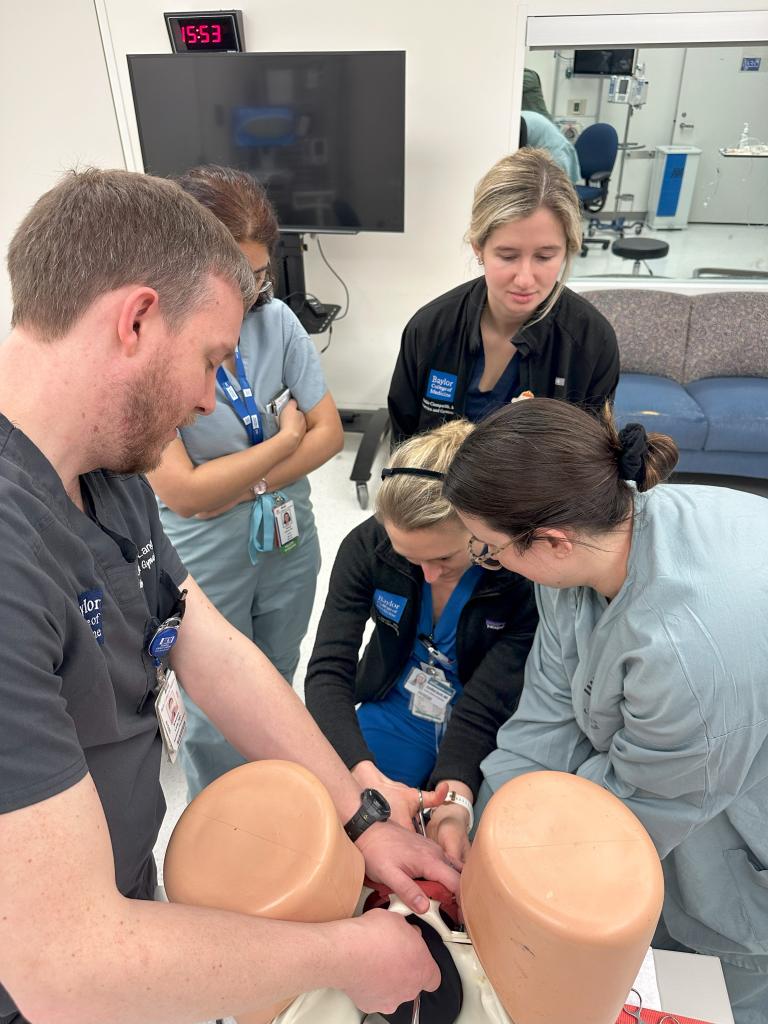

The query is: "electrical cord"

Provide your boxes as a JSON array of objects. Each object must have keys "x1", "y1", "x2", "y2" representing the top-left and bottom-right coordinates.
[
  {"x1": 319, "y1": 324, "x2": 332, "y2": 354},
  {"x1": 315, "y1": 235, "x2": 350, "y2": 320}
]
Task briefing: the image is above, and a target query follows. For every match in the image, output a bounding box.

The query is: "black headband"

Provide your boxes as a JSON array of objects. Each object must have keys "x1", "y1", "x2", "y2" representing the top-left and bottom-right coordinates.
[
  {"x1": 381, "y1": 467, "x2": 445, "y2": 482},
  {"x1": 617, "y1": 423, "x2": 648, "y2": 485}
]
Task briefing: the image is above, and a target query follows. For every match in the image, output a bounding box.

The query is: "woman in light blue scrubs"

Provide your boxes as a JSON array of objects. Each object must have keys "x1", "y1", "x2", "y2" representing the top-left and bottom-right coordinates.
[
  {"x1": 443, "y1": 397, "x2": 768, "y2": 1024},
  {"x1": 149, "y1": 166, "x2": 343, "y2": 799}
]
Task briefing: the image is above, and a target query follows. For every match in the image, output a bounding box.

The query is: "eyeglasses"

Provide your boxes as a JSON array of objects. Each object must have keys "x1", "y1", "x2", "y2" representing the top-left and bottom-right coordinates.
[
  {"x1": 253, "y1": 265, "x2": 272, "y2": 295},
  {"x1": 467, "y1": 535, "x2": 516, "y2": 570}
]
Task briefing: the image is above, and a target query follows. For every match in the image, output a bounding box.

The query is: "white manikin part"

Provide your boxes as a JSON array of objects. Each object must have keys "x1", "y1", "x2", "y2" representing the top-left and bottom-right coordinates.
[{"x1": 270, "y1": 897, "x2": 512, "y2": 1024}]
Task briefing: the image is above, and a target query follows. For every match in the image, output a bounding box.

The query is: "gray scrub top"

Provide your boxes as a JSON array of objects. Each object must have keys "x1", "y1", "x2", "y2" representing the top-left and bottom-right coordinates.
[
  {"x1": 482, "y1": 484, "x2": 768, "y2": 969},
  {"x1": 160, "y1": 297, "x2": 327, "y2": 547},
  {"x1": 0, "y1": 416, "x2": 187, "y2": 1018}
]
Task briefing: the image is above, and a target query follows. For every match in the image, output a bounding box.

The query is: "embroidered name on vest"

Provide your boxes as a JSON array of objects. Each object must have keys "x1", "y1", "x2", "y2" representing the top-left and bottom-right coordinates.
[
  {"x1": 373, "y1": 589, "x2": 407, "y2": 624},
  {"x1": 78, "y1": 588, "x2": 105, "y2": 645},
  {"x1": 425, "y1": 369, "x2": 458, "y2": 403}
]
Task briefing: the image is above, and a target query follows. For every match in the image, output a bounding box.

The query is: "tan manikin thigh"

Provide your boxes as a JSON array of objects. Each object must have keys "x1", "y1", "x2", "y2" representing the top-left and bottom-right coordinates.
[
  {"x1": 163, "y1": 760, "x2": 365, "y2": 1024},
  {"x1": 461, "y1": 771, "x2": 665, "y2": 1024}
]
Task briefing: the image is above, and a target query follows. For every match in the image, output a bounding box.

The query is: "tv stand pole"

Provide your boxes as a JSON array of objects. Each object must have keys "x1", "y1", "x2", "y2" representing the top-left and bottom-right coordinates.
[
  {"x1": 274, "y1": 232, "x2": 389, "y2": 509},
  {"x1": 274, "y1": 232, "x2": 308, "y2": 314}
]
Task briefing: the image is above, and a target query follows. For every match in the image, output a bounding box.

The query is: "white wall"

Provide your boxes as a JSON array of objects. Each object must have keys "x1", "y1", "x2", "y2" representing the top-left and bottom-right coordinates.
[
  {"x1": 2, "y1": 0, "x2": 767, "y2": 408},
  {"x1": 0, "y1": 0, "x2": 126, "y2": 335}
]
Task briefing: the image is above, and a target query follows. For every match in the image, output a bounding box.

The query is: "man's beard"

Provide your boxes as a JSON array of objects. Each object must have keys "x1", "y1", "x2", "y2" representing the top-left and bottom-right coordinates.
[{"x1": 111, "y1": 362, "x2": 196, "y2": 476}]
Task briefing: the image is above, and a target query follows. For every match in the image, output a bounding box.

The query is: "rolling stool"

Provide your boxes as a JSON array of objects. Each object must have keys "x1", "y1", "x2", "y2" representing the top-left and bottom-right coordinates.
[{"x1": 612, "y1": 237, "x2": 669, "y2": 276}]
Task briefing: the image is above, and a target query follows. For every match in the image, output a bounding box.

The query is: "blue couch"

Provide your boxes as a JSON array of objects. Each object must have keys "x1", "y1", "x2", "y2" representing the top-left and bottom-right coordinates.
[{"x1": 582, "y1": 290, "x2": 768, "y2": 479}]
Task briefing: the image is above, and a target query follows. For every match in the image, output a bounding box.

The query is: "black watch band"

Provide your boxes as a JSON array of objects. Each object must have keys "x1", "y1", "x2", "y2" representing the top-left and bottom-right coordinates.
[{"x1": 343, "y1": 787, "x2": 391, "y2": 842}]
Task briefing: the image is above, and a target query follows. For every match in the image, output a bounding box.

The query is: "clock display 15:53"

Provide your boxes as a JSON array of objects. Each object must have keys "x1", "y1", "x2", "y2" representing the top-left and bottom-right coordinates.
[{"x1": 180, "y1": 23, "x2": 223, "y2": 45}]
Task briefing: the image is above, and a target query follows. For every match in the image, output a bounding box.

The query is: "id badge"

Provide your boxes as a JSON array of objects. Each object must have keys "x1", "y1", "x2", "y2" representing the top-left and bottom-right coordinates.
[
  {"x1": 404, "y1": 665, "x2": 431, "y2": 694},
  {"x1": 155, "y1": 670, "x2": 187, "y2": 763},
  {"x1": 409, "y1": 675, "x2": 455, "y2": 723},
  {"x1": 273, "y1": 498, "x2": 299, "y2": 553}
]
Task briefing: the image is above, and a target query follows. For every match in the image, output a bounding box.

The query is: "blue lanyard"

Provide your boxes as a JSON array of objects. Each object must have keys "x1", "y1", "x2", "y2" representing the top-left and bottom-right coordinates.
[
  {"x1": 415, "y1": 565, "x2": 483, "y2": 674},
  {"x1": 216, "y1": 346, "x2": 263, "y2": 445}
]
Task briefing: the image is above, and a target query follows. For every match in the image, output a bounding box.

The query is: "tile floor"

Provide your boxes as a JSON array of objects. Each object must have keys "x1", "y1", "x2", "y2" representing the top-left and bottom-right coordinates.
[{"x1": 571, "y1": 220, "x2": 768, "y2": 281}]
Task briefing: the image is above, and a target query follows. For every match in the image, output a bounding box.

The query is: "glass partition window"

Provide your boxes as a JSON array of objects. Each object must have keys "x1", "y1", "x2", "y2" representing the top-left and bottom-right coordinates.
[{"x1": 523, "y1": 44, "x2": 768, "y2": 282}]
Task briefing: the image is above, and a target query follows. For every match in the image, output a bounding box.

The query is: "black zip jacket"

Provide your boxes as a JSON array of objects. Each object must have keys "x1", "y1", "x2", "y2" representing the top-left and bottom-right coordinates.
[
  {"x1": 387, "y1": 278, "x2": 620, "y2": 444},
  {"x1": 304, "y1": 517, "x2": 538, "y2": 796}
]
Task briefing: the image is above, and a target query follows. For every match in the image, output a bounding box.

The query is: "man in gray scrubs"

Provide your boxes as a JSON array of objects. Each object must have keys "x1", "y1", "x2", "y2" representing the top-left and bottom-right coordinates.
[{"x1": 0, "y1": 169, "x2": 457, "y2": 1024}]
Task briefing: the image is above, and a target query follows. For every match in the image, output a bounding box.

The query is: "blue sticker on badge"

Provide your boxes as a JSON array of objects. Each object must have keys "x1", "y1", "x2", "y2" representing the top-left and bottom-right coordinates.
[
  {"x1": 374, "y1": 589, "x2": 408, "y2": 623},
  {"x1": 485, "y1": 619, "x2": 506, "y2": 631},
  {"x1": 78, "y1": 588, "x2": 105, "y2": 645},
  {"x1": 425, "y1": 369, "x2": 458, "y2": 403},
  {"x1": 148, "y1": 626, "x2": 179, "y2": 660}
]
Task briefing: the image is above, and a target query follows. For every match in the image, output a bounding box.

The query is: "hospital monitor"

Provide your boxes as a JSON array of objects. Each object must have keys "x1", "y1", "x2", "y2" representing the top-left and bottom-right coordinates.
[{"x1": 127, "y1": 50, "x2": 406, "y2": 234}]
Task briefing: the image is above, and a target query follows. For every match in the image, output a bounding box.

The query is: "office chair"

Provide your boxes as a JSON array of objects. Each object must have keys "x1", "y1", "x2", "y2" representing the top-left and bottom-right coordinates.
[{"x1": 574, "y1": 123, "x2": 619, "y2": 257}]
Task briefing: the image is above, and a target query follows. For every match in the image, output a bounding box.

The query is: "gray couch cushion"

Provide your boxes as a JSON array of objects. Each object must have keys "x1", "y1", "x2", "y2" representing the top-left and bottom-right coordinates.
[
  {"x1": 685, "y1": 293, "x2": 768, "y2": 382},
  {"x1": 580, "y1": 289, "x2": 690, "y2": 382}
]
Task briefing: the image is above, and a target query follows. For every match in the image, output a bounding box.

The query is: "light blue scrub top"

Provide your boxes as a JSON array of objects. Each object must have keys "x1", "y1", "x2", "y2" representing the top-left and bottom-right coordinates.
[
  {"x1": 159, "y1": 298, "x2": 327, "y2": 546},
  {"x1": 481, "y1": 484, "x2": 768, "y2": 970},
  {"x1": 522, "y1": 110, "x2": 581, "y2": 183}
]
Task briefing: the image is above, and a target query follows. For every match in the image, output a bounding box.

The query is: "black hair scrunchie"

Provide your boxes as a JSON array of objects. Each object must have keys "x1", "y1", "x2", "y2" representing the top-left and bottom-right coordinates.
[{"x1": 617, "y1": 423, "x2": 649, "y2": 485}]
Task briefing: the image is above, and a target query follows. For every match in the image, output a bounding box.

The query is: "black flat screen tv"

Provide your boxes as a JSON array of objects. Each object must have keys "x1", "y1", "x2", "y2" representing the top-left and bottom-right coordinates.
[
  {"x1": 572, "y1": 49, "x2": 635, "y2": 77},
  {"x1": 127, "y1": 51, "x2": 406, "y2": 233}
]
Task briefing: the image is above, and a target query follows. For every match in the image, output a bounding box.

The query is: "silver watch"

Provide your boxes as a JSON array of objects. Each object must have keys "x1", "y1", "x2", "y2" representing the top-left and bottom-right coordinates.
[{"x1": 253, "y1": 478, "x2": 269, "y2": 496}]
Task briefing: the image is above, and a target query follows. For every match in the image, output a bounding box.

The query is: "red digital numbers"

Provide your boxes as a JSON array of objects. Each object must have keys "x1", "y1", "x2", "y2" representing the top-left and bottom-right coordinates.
[{"x1": 180, "y1": 21, "x2": 224, "y2": 46}]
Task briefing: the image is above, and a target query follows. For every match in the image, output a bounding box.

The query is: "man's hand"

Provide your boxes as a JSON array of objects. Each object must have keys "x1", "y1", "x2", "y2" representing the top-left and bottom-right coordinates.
[
  {"x1": 351, "y1": 761, "x2": 448, "y2": 830},
  {"x1": 355, "y1": 821, "x2": 461, "y2": 914},
  {"x1": 426, "y1": 804, "x2": 472, "y2": 865},
  {"x1": 337, "y1": 910, "x2": 440, "y2": 1014}
]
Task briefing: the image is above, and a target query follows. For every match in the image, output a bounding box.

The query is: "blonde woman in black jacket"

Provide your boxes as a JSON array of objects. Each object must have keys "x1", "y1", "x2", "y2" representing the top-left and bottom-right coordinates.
[
  {"x1": 388, "y1": 148, "x2": 619, "y2": 445},
  {"x1": 305, "y1": 421, "x2": 538, "y2": 862}
]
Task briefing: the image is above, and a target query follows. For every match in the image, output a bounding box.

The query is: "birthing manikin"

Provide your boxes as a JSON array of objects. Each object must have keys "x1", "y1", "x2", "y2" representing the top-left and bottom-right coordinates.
[{"x1": 163, "y1": 762, "x2": 663, "y2": 1024}]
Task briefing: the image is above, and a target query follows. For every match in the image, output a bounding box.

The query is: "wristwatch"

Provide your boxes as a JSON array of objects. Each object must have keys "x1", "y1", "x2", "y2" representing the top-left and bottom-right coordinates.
[
  {"x1": 253, "y1": 478, "x2": 269, "y2": 496},
  {"x1": 444, "y1": 791, "x2": 474, "y2": 832},
  {"x1": 343, "y1": 788, "x2": 391, "y2": 842}
]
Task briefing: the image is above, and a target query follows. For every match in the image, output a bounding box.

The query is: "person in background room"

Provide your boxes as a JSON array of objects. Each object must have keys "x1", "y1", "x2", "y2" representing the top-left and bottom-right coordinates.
[
  {"x1": 148, "y1": 165, "x2": 344, "y2": 799},
  {"x1": 522, "y1": 112, "x2": 581, "y2": 183},
  {"x1": 387, "y1": 148, "x2": 619, "y2": 445},
  {"x1": 305, "y1": 420, "x2": 538, "y2": 864},
  {"x1": 522, "y1": 68, "x2": 554, "y2": 121},
  {"x1": 0, "y1": 167, "x2": 458, "y2": 1024},
  {"x1": 443, "y1": 397, "x2": 768, "y2": 1024}
]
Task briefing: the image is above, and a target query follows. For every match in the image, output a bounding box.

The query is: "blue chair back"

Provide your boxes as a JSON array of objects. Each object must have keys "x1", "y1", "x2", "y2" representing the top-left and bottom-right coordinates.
[{"x1": 575, "y1": 123, "x2": 619, "y2": 181}]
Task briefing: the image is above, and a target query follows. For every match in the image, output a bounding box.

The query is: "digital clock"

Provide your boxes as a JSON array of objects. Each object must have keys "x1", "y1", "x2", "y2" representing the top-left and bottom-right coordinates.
[{"x1": 165, "y1": 11, "x2": 245, "y2": 53}]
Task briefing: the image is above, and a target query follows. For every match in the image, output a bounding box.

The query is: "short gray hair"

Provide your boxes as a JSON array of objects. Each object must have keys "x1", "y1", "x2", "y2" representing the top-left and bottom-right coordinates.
[{"x1": 8, "y1": 167, "x2": 258, "y2": 339}]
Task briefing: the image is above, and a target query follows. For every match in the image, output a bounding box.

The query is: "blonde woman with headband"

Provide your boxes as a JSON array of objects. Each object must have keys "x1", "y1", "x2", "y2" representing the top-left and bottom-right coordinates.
[
  {"x1": 387, "y1": 148, "x2": 619, "y2": 444},
  {"x1": 304, "y1": 421, "x2": 538, "y2": 862}
]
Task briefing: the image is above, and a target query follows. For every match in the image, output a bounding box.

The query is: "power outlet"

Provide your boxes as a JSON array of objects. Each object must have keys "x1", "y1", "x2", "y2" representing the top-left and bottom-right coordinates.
[{"x1": 568, "y1": 98, "x2": 587, "y2": 115}]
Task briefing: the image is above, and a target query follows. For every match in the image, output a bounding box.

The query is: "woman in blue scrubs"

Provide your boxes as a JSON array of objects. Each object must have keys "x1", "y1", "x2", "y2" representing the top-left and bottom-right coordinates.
[
  {"x1": 149, "y1": 166, "x2": 343, "y2": 799},
  {"x1": 304, "y1": 421, "x2": 538, "y2": 862},
  {"x1": 443, "y1": 398, "x2": 768, "y2": 1024}
]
